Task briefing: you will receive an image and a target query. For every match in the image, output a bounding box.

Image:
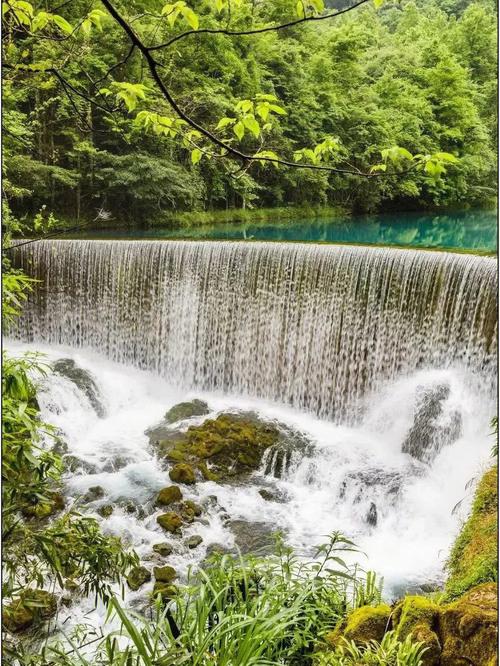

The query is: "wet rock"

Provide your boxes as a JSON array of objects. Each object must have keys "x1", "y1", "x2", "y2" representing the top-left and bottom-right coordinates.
[
  {"x1": 97, "y1": 504, "x2": 114, "y2": 518},
  {"x1": 152, "y1": 542, "x2": 173, "y2": 557},
  {"x1": 82, "y1": 485, "x2": 105, "y2": 502},
  {"x1": 3, "y1": 590, "x2": 58, "y2": 633},
  {"x1": 156, "y1": 485, "x2": 183, "y2": 506},
  {"x1": 402, "y1": 382, "x2": 462, "y2": 463},
  {"x1": 366, "y1": 502, "x2": 377, "y2": 527},
  {"x1": 152, "y1": 582, "x2": 178, "y2": 602},
  {"x1": 63, "y1": 455, "x2": 97, "y2": 475},
  {"x1": 164, "y1": 399, "x2": 210, "y2": 424},
  {"x1": 53, "y1": 358, "x2": 105, "y2": 418},
  {"x1": 102, "y1": 455, "x2": 130, "y2": 472},
  {"x1": 154, "y1": 412, "x2": 283, "y2": 481},
  {"x1": 229, "y1": 520, "x2": 279, "y2": 555},
  {"x1": 169, "y1": 463, "x2": 196, "y2": 484},
  {"x1": 157, "y1": 512, "x2": 183, "y2": 533},
  {"x1": 127, "y1": 566, "x2": 151, "y2": 591},
  {"x1": 258, "y1": 488, "x2": 288, "y2": 503},
  {"x1": 326, "y1": 604, "x2": 392, "y2": 647},
  {"x1": 183, "y1": 500, "x2": 202, "y2": 516},
  {"x1": 186, "y1": 535, "x2": 203, "y2": 549},
  {"x1": 205, "y1": 543, "x2": 232, "y2": 557},
  {"x1": 154, "y1": 565, "x2": 177, "y2": 582}
]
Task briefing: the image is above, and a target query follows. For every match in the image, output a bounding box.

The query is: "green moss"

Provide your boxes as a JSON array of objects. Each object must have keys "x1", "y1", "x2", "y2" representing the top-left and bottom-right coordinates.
[
  {"x1": 127, "y1": 566, "x2": 151, "y2": 591},
  {"x1": 393, "y1": 596, "x2": 439, "y2": 639},
  {"x1": 326, "y1": 604, "x2": 391, "y2": 647},
  {"x1": 157, "y1": 512, "x2": 183, "y2": 533},
  {"x1": 158, "y1": 413, "x2": 280, "y2": 479},
  {"x1": 152, "y1": 582, "x2": 178, "y2": 602},
  {"x1": 152, "y1": 542, "x2": 173, "y2": 557},
  {"x1": 153, "y1": 565, "x2": 177, "y2": 582},
  {"x1": 156, "y1": 485, "x2": 183, "y2": 505},
  {"x1": 3, "y1": 590, "x2": 58, "y2": 633},
  {"x1": 445, "y1": 466, "x2": 498, "y2": 601},
  {"x1": 169, "y1": 463, "x2": 196, "y2": 484},
  {"x1": 98, "y1": 503, "x2": 114, "y2": 518},
  {"x1": 21, "y1": 492, "x2": 65, "y2": 519}
]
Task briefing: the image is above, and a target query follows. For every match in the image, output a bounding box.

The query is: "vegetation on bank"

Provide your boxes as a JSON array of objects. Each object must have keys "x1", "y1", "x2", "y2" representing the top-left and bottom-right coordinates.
[{"x1": 2, "y1": 0, "x2": 497, "y2": 232}]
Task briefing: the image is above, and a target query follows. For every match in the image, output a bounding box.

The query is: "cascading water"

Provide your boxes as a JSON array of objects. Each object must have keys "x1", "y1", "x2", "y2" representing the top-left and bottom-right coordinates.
[
  {"x1": 11, "y1": 240, "x2": 497, "y2": 421},
  {"x1": 6, "y1": 238, "x2": 498, "y2": 627}
]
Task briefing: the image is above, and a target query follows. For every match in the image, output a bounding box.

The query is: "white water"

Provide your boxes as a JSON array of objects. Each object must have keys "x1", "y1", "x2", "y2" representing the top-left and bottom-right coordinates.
[{"x1": 7, "y1": 340, "x2": 494, "y2": 609}]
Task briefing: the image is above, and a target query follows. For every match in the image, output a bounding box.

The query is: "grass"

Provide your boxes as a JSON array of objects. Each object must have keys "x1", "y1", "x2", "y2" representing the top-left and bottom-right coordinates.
[{"x1": 445, "y1": 465, "x2": 498, "y2": 601}]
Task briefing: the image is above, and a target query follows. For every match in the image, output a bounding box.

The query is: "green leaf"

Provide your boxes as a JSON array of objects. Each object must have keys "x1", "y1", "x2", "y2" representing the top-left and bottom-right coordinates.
[
  {"x1": 233, "y1": 121, "x2": 245, "y2": 141},
  {"x1": 52, "y1": 14, "x2": 73, "y2": 35},
  {"x1": 269, "y1": 104, "x2": 286, "y2": 115},
  {"x1": 216, "y1": 117, "x2": 235, "y2": 130},
  {"x1": 296, "y1": 0, "x2": 305, "y2": 18},
  {"x1": 191, "y1": 148, "x2": 202, "y2": 164},
  {"x1": 243, "y1": 115, "x2": 260, "y2": 138},
  {"x1": 373, "y1": 0, "x2": 384, "y2": 8},
  {"x1": 181, "y1": 6, "x2": 199, "y2": 30}
]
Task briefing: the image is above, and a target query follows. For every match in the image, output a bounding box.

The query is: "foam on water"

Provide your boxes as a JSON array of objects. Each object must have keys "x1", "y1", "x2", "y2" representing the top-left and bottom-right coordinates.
[{"x1": 6, "y1": 341, "x2": 494, "y2": 608}]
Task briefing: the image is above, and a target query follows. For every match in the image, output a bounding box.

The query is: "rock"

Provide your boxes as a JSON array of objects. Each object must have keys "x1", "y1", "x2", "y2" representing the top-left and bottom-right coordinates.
[
  {"x1": 3, "y1": 589, "x2": 58, "y2": 633},
  {"x1": 53, "y1": 358, "x2": 105, "y2": 418},
  {"x1": 156, "y1": 485, "x2": 183, "y2": 506},
  {"x1": 366, "y1": 502, "x2": 378, "y2": 527},
  {"x1": 154, "y1": 565, "x2": 177, "y2": 583},
  {"x1": 392, "y1": 596, "x2": 441, "y2": 666},
  {"x1": 157, "y1": 512, "x2": 183, "y2": 533},
  {"x1": 155, "y1": 412, "x2": 283, "y2": 481},
  {"x1": 183, "y1": 500, "x2": 202, "y2": 516},
  {"x1": 229, "y1": 520, "x2": 278, "y2": 555},
  {"x1": 102, "y1": 456, "x2": 130, "y2": 472},
  {"x1": 152, "y1": 583, "x2": 178, "y2": 602},
  {"x1": 169, "y1": 463, "x2": 196, "y2": 485},
  {"x1": 258, "y1": 488, "x2": 288, "y2": 503},
  {"x1": 152, "y1": 542, "x2": 173, "y2": 557},
  {"x1": 438, "y1": 583, "x2": 498, "y2": 665},
  {"x1": 326, "y1": 604, "x2": 392, "y2": 647},
  {"x1": 83, "y1": 485, "x2": 105, "y2": 502},
  {"x1": 98, "y1": 504, "x2": 114, "y2": 518},
  {"x1": 21, "y1": 492, "x2": 65, "y2": 519},
  {"x1": 164, "y1": 399, "x2": 210, "y2": 424},
  {"x1": 127, "y1": 566, "x2": 151, "y2": 591},
  {"x1": 186, "y1": 535, "x2": 203, "y2": 549},
  {"x1": 205, "y1": 543, "x2": 232, "y2": 557},
  {"x1": 402, "y1": 382, "x2": 462, "y2": 463},
  {"x1": 64, "y1": 455, "x2": 97, "y2": 474}
]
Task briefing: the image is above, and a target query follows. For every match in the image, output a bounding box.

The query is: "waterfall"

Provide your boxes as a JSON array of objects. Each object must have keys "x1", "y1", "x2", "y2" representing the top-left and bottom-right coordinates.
[{"x1": 11, "y1": 240, "x2": 497, "y2": 421}]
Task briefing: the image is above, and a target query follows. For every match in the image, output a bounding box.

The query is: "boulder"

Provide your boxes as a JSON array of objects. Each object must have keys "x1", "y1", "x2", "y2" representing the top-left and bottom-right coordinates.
[
  {"x1": 53, "y1": 358, "x2": 105, "y2": 418},
  {"x1": 438, "y1": 583, "x2": 498, "y2": 665},
  {"x1": 83, "y1": 485, "x2": 105, "y2": 502},
  {"x1": 164, "y1": 399, "x2": 209, "y2": 424},
  {"x1": 126, "y1": 566, "x2": 151, "y2": 591},
  {"x1": 157, "y1": 512, "x2": 183, "y2": 533},
  {"x1": 392, "y1": 596, "x2": 441, "y2": 666},
  {"x1": 97, "y1": 504, "x2": 114, "y2": 518},
  {"x1": 152, "y1": 583, "x2": 178, "y2": 602},
  {"x1": 169, "y1": 463, "x2": 196, "y2": 485},
  {"x1": 3, "y1": 590, "x2": 58, "y2": 633},
  {"x1": 157, "y1": 486, "x2": 183, "y2": 506},
  {"x1": 154, "y1": 565, "x2": 177, "y2": 583},
  {"x1": 326, "y1": 604, "x2": 392, "y2": 647},
  {"x1": 186, "y1": 535, "x2": 203, "y2": 549},
  {"x1": 152, "y1": 542, "x2": 173, "y2": 557}
]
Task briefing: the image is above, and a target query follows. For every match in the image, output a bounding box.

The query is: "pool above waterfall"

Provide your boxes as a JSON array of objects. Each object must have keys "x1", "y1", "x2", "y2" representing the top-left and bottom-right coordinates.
[{"x1": 62, "y1": 209, "x2": 497, "y2": 253}]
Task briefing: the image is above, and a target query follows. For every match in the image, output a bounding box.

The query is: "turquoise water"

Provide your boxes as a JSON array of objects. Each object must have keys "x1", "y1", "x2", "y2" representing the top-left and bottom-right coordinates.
[{"x1": 69, "y1": 209, "x2": 497, "y2": 252}]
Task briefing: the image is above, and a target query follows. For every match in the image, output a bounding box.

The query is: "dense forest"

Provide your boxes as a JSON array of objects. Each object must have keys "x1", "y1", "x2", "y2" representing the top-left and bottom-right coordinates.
[{"x1": 2, "y1": 0, "x2": 497, "y2": 228}]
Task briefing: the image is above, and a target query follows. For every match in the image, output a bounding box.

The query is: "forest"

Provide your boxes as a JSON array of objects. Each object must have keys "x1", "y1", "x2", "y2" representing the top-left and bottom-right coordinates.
[{"x1": 2, "y1": 0, "x2": 497, "y2": 229}]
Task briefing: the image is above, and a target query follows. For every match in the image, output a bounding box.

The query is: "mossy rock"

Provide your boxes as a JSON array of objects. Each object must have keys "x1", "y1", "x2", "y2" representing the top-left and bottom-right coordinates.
[
  {"x1": 393, "y1": 596, "x2": 441, "y2": 666},
  {"x1": 98, "y1": 503, "x2": 114, "y2": 518},
  {"x1": 21, "y1": 492, "x2": 65, "y2": 519},
  {"x1": 3, "y1": 590, "x2": 58, "y2": 633},
  {"x1": 83, "y1": 485, "x2": 105, "y2": 502},
  {"x1": 186, "y1": 535, "x2": 203, "y2": 549},
  {"x1": 152, "y1": 582, "x2": 178, "y2": 602},
  {"x1": 127, "y1": 566, "x2": 151, "y2": 591},
  {"x1": 183, "y1": 500, "x2": 202, "y2": 516},
  {"x1": 326, "y1": 604, "x2": 392, "y2": 647},
  {"x1": 156, "y1": 485, "x2": 183, "y2": 506},
  {"x1": 156, "y1": 412, "x2": 281, "y2": 480},
  {"x1": 165, "y1": 400, "x2": 210, "y2": 424},
  {"x1": 152, "y1": 542, "x2": 173, "y2": 557},
  {"x1": 154, "y1": 565, "x2": 177, "y2": 583},
  {"x1": 438, "y1": 583, "x2": 498, "y2": 666},
  {"x1": 157, "y1": 512, "x2": 183, "y2": 533},
  {"x1": 169, "y1": 463, "x2": 196, "y2": 485}
]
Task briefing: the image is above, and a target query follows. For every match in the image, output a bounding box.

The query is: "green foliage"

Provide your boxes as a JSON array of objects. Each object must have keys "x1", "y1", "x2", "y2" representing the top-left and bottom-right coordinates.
[
  {"x1": 445, "y1": 465, "x2": 498, "y2": 600},
  {"x1": 2, "y1": 0, "x2": 496, "y2": 228},
  {"x1": 315, "y1": 631, "x2": 427, "y2": 665}
]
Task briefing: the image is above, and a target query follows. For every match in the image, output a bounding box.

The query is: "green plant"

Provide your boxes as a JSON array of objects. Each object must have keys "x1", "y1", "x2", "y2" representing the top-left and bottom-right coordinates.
[{"x1": 315, "y1": 630, "x2": 427, "y2": 665}]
